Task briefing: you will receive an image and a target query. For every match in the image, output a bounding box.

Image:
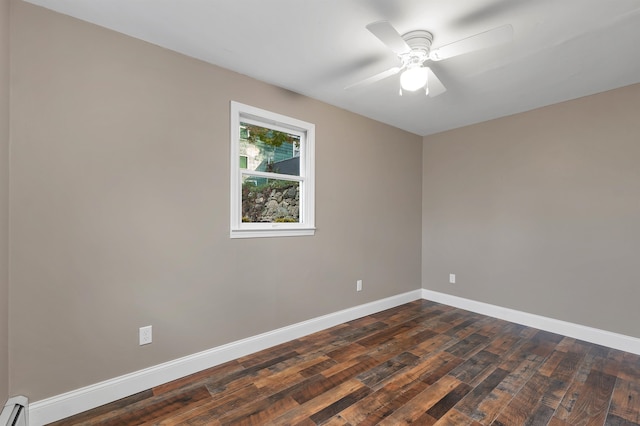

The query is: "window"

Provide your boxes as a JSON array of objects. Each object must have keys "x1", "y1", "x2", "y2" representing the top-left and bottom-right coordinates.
[{"x1": 230, "y1": 101, "x2": 315, "y2": 238}]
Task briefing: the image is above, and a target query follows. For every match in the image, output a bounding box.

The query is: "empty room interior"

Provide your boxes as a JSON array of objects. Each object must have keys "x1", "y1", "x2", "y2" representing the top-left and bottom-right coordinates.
[{"x1": 1, "y1": 0, "x2": 640, "y2": 425}]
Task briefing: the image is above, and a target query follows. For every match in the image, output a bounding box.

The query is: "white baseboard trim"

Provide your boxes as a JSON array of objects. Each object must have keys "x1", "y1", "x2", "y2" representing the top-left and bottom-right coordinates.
[
  {"x1": 27, "y1": 290, "x2": 422, "y2": 426},
  {"x1": 29, "y1": 288, "x2": 640, "y2": 425},
  {"x1": 422, "y1": 289, "x2": 640, "y2": 356}
]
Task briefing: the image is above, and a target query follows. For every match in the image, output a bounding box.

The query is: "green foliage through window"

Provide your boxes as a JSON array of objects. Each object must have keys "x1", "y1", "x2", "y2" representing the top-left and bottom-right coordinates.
[{"x1": 242, "y1": 123, "x2": 300, "y2": 148}]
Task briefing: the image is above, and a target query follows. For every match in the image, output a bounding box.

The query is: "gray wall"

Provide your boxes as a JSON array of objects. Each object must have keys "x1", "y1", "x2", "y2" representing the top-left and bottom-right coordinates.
[
  {"x1": 422, "y1": 83, "x2": 640, "y2": 338},
  {"x1": 0, "y1": 0, "x2": 10, "y2": 405},
  {"x1": 9, "y1": 1, "x2": 422, "y2": 400}
]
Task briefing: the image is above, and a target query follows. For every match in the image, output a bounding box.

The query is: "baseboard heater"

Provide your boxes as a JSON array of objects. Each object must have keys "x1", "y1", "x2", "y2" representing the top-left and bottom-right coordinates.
[{"x1": 0, "y1": 396, "x2": 28, "y2": 426}]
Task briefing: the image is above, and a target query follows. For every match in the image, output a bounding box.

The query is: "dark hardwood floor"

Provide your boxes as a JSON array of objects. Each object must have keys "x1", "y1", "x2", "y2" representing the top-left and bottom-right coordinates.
[{"x1": 49, "y1": 300, "x2": 640, "y2": 425}]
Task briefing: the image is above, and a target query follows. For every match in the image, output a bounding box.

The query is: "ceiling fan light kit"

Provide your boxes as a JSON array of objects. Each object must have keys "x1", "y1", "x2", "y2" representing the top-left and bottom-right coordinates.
[{"x1": 400, "y1": 66, "x2": 429, "y2": 91}]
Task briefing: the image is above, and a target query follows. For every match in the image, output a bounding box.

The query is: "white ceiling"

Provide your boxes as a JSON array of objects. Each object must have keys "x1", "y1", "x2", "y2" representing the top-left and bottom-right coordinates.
[{"x1": 24, "y1": 0, "x2": 640, "y2": 136}]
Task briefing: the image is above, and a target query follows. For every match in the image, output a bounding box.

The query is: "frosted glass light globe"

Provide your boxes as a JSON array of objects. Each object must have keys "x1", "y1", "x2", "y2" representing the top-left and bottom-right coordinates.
[{"x1": 400, "y1": 67, "x2": 428, "y2": 91}]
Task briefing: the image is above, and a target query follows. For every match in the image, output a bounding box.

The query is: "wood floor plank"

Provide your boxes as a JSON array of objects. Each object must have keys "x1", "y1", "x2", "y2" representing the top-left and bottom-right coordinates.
[
  {"x1": 308, "y1": 385, "x2": 371, "y2": 424},
  {"x1": 48, "y1": 301, "x2": 640, "y2": 426},
  {"x1": 264, "y1": 379, "x2": 364, "y2": 425},
  {"x1": 218, "y1": 394, "x2": 299, "y2": 425},
  {"x1": 540, "y1": 351, "x2": 584, "y2": 410},
  {"x1": 150, "y1": 398, "x2": 226, "y2": 425},
  {"x1": 287, "y1": 355, "x2": 378, "y2": 405},
  {"x1": 609, "y1": 378, "x2": 640, "y2": 423},
  {"x1": 445, "y1": 333, "x2": 490, "y2": 359},
  {"x1": 319, "y1": 415, "x2": 353, "y2": 426},
  {"x1": 337, "y1": 356, "x2": 443, "y2": 424},
  {"x1": 469, "y1": 388, "x2": 514, "y2": 424},
  {"x1": 454, "y1": 367, "x2": 511, "y2": 418},
  {"x1": 482, "y1": 324, "x2": 526, "y2": 357},
  {"x1": 556, "y1": 337, "x2": 593, "y2": 354},
  {"x1": 409, "y1": 332, "x2": 459, "y2": 358},
  {"x1": 426, "y1": 381, "x2": 473, "y2": 419},
  {"x1": 376, "y1": 374, "x2": 461, "y2": 426},
  {"x1": 433, "y1": 407, "x2": 483, "y2": 426},
  {"x1": 196, "y1": 383, "x2": 268, "y2": 420},
  {"x1": 618, "y1": 353, "x2": 640, "y2": 383},
  {"x1": 357, "y1": 351, "x2": 419, "y2": 388},
  {"x1": 492, "y1": 373, "x2": 551, "y2": 425},
  {"x1": 252, "y1": 354, "x2": 332, "y2": 392},
  {"x1": 559, "y1": 368, "x2": 617, "y2": 425},
  {"x1": 449, "y1": 349, "x2": 499, "y2": 385},
  {"x1": 471, "y1": 346, "x2": 552, "y2": 424}
]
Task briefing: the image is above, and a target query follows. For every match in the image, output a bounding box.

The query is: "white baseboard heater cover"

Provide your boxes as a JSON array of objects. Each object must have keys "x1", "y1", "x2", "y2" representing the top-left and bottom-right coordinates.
[{"x1": 0, "y1": 396, "x2": 28, "y2": 426}]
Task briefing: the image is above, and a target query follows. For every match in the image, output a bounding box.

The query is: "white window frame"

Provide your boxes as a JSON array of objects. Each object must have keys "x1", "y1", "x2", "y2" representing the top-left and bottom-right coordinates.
[{"x1": 230, "y1": 101, "x2": 315, "y2": 239}]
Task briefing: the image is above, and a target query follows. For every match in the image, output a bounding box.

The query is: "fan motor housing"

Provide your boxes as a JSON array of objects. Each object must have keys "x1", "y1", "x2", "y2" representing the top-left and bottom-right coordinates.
[{"x1": 402, "y1": 30, "x2": 434, "y2": 57}]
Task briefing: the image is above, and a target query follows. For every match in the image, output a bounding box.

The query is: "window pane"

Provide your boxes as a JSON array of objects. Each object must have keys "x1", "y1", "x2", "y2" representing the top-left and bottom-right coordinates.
[
  {"x1": 242, "y1": 177, "x2": 300, "y2": 223},
  {"x1": 239, "y1": 122, "x2": 301, "y2": 176}
]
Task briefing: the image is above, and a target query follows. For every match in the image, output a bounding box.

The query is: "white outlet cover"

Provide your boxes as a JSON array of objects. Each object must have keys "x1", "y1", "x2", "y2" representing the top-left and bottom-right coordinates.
[
  {"x1": 449, "y1": 274, "x2": 456, "y2": 284},
  {"x1": 139, "y1": 325, "x2": 152, "y2": 345}
]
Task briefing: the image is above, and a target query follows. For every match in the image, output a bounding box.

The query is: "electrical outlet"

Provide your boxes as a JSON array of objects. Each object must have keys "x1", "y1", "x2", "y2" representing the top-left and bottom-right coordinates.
[
  {"x1": 449, "y1": 274, "x2": 456, "y2": 284},
  {"x1": 356, "y1": 279, "x2": 363, "y2": 292},
  {"x1": 139, "y1": 325, "x2": 152, "y2": 345}
]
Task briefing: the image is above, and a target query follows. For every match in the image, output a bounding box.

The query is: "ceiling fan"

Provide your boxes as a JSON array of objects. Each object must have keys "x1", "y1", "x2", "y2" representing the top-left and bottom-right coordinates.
[{"x1": 346, "y1": 21, "x2": 514, "y2": 96}]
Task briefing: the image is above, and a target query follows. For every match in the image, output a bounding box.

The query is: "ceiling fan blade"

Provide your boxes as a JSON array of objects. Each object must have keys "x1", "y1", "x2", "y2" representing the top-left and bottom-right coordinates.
[
  {"x1": 426, "y1": 68, "x2": 446, "y2": 97},
  {"x1": 429, "y1": 24, "x2": 513, "y2": 61},
  {"x1": 366, "y1": 21, "x2": 411, "y2": 55},
  {"x1": 344, "y1": 66, "x2": 402, "y2": 90}
]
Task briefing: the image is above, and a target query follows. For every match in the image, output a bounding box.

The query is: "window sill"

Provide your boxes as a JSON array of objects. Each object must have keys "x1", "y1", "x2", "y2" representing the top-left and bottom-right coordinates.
[{"x1": 230, "y1": 227, "x2": 316, "y2": 239}]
